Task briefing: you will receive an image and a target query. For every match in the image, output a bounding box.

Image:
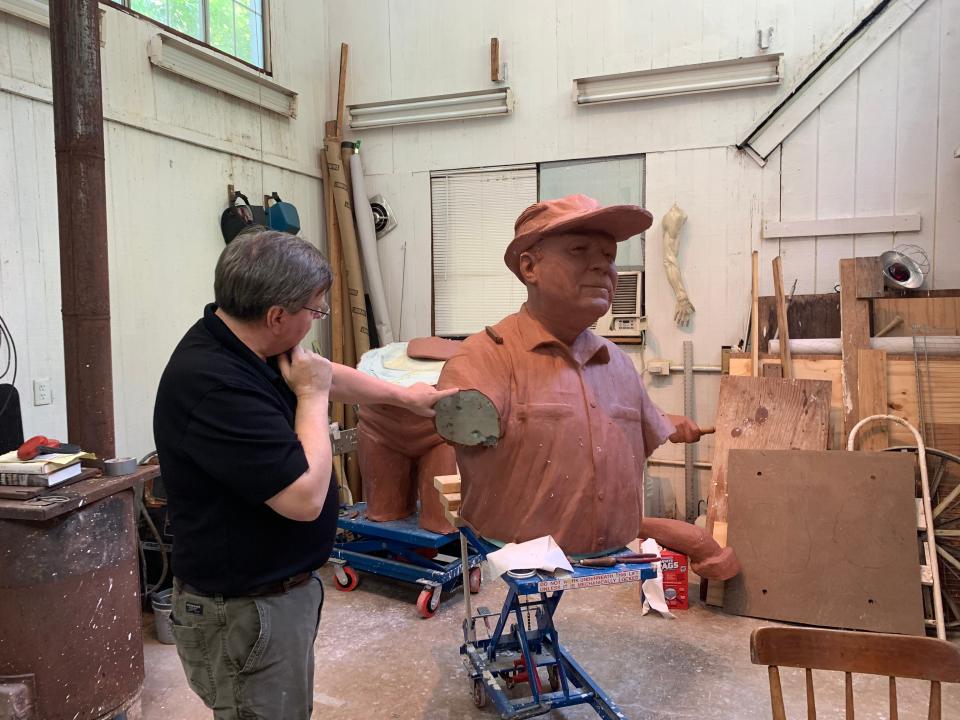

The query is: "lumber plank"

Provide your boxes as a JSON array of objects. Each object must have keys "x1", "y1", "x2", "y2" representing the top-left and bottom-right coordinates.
[
  {"x1": 773, "y1": 256, "x2": 793, "y2": 378},
  {"x1": 840, "y1": 258, "x2": 871, "y2": 438},
  {"x1": 855, "y1": 256, "x2": 885, "y2": 299},
  {"x1": 433, "y1": 475, "x2": 462, "y2": 494},
  {"x1": 336, "y1": 43, "x2": 348, "y2": 136},
  {"x1": 857, "y1": 348, "x2": 889, "y2": 450},
  {"x1": 873, "y1": 296, "x2": 960, "y2": 337}
]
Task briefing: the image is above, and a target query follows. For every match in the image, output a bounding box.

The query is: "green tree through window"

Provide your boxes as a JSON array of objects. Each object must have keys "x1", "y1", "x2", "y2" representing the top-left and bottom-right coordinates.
[{"x1": 128, "y1": 0, "x2": 264, "y2": 68}]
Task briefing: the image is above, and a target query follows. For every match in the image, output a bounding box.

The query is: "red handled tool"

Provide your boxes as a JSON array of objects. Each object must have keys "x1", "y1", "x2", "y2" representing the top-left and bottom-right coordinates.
[{"x1": 17, "y1": 435, "x2": 82, "y2": 461}]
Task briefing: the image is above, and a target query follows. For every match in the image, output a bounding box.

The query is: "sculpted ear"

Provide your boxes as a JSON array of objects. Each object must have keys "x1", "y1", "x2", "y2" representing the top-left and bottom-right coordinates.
[{"x1": 518, "y1": 251, "x2": 539, "y2": 285}]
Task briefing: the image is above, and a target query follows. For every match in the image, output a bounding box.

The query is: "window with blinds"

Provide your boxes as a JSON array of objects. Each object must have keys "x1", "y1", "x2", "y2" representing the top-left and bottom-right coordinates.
[{"x1": 431, "y1": 166, "x2": 538, "y2": 337}]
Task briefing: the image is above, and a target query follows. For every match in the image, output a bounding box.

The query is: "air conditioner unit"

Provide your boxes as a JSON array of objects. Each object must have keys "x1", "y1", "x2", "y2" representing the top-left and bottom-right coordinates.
[{"x1": 590, "y1": 271, "x2": 645, "y2": 338}]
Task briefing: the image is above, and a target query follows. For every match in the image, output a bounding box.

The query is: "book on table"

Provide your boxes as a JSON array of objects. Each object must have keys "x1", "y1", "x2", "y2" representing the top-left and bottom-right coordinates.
[
  {"x1": 0, "y1": 461, "x2": 83, "y2": 487},
  {"x1": 0, "y1": 450, "x2": 87, "y2": 474}
]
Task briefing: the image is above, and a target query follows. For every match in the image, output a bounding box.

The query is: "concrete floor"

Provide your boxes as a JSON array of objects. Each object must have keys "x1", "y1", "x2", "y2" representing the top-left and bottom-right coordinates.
[{"x1": 141, "y1": 566, "x2": 960, "y2": 719}]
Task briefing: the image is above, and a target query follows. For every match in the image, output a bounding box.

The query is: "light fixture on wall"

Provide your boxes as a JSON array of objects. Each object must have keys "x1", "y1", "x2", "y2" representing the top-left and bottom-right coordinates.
[
  {"x1": 573, "y1": 54, "x2": 783, "y2": 105},
  {"x1": 348, "y1": 88, "x2": 513, "y2": 130},
  {"x1": 147, "y1": 34, "x2": 297, "y2": 117}
]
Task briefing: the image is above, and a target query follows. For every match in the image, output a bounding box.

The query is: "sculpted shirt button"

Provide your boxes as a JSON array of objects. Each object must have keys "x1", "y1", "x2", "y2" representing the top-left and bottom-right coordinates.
[
  {"x1": 598, "y1": 491, "x2": 604, "y2": 500},
  {"x1": 590, "y1": 401, "x2": 597, "y2": 408}
]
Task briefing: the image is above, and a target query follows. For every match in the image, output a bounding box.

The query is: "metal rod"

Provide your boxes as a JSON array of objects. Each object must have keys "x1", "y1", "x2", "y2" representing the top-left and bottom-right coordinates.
[
  {"x1": 648, "y1": 458, "x2": 713, "y2": 470},
  {"x1": 461, "y1": 533, "x2": 475, "y2": 643},
  {"x1": 683, "y1": 341, "x2": 696, "y2": 523},
  {"x1": 50, "y1": 0, "x2": 115, "y2": 458},
  {"x1": 667, "y1": 365, "x2": 723, "y2": 373}
]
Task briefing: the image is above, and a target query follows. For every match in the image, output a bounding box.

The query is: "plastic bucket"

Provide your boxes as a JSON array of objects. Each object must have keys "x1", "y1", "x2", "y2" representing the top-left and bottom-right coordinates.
[{"x1": 151, "y1": 588, "x2": 175, "y2": 645}]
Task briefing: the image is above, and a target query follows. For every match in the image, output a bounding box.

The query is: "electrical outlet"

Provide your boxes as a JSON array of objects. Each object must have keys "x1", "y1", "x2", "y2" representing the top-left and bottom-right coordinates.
[{"x1": 33, "y1": 378, "x2": 52, "y2": 406}]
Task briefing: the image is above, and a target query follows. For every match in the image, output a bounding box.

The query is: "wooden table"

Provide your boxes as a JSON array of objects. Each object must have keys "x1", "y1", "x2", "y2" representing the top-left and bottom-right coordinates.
[{"x1": 0, "y1": 464, "x2": 160, "y2": 521}]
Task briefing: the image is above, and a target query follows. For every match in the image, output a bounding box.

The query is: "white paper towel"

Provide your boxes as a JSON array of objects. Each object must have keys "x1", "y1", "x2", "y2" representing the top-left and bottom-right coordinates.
[
  {"x1": 486, "y1": 536, "x2": 574, "y2": 578},
  {"x1": 640, "y1": 537, "x2": 676, "y2": 619}
]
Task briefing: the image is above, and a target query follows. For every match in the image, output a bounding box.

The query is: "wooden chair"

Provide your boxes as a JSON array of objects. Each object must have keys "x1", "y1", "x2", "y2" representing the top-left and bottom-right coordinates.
[{"x1": 750, "y1": 627, "x2": 960, "y2": 719}]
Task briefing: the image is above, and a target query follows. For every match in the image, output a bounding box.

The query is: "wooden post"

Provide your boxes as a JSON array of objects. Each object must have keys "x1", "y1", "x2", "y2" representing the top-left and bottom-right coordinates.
[
  {"x1": 490, "y1": 38, "x2": 501, "y2": 82},
  {"x1": 322, "y1": 125, "x2": 347, "y2": 498},
  {"x1": 857, "y1": 349, "x2": 889, "y2": 450},
  {"x1": 336, "y1": 43, "x2": 349, "y2": 137},
  {"x1": 772, "y1": 256, "x2": 793, "y2": 379},
  {"x1": 840, "y1": 257, "x2": 884, "y2": 438}
]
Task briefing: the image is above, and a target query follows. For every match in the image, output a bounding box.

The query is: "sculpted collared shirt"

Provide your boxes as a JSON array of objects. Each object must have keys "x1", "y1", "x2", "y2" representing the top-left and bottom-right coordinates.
[{"x1": 438, "y1": 305, "x2": 675, "y2": 554}]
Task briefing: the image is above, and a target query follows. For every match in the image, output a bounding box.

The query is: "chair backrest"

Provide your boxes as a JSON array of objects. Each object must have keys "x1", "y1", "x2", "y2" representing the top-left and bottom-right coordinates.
[{"x1": 750, "y1": 626, "x2": 960, "y2": 720}]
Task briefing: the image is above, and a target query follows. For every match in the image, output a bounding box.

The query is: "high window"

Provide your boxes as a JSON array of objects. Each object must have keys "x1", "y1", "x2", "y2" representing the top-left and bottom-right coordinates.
[{"x1": 123, "y1": 0, "x2": 267, "y2": 69}]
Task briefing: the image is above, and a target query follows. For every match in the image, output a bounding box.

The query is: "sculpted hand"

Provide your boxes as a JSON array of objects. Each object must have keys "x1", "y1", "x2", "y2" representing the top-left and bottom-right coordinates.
[
  {"x1": 278, "y1": 346, "x2": 332, "y2": 400},
  {"x1": 666, "y1": 414, "x2": 705, "y2": 444},
  {"x1": 403, "y1": 383, "x2": 459, "y2": 418},
  {"x1": 674, "y1": 298, "x2": 695, "y2": 327}
]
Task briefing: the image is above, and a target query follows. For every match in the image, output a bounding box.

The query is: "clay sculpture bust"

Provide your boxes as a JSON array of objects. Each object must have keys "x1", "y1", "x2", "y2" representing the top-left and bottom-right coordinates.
[{"x1": 436, "y1": 194, "x2": 739, "y2": 580}]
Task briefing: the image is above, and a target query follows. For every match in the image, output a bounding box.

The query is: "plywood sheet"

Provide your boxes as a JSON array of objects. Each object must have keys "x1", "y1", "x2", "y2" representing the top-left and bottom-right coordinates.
[
  {"x1": 723, "y1": 449, "x2": 924, "y2": 636},
  {"x1": 759, "y1": 294, "x2": 841, "y2": 353},
  {"x1": 704, "y1": 376, "x2": 832, "y2": 604},
  {"x1": 706, "y1": 377, "x2": 832, "y2": 537}
]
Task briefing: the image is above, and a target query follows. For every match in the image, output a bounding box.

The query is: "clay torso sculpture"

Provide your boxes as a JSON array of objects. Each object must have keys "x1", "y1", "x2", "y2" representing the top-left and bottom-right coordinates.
[
  {"x1": 438, "y1": 306, "x2": 675, "y2": 553},
  {"x1": 357, "y1": 339, "x2": 461, "y2": 534}
]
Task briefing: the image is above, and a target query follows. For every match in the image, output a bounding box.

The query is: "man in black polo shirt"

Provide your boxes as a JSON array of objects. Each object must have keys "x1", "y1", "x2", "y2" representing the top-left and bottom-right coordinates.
[{"x1": 153, "y1": 230, "x2": 455, "y2": 719}]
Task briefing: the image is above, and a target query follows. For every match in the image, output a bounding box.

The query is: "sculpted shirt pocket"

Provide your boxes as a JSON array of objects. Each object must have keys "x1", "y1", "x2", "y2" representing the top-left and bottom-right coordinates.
[{"x1": 609, "y1": 404, "x2": 644, "y2": 459}]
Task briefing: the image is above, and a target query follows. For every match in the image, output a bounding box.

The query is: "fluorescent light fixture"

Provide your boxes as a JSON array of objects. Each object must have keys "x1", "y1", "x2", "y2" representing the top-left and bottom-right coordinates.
[
  {"x1": 0, "y1": 0, "x2": 48, "y2": 26},
  {"x1": 574, "y1": 54, "x2": 782, "y2": 105},
  {"x1": 147, "y1": 33, "x2": 297, "y2": 118},
  {"x1": 348, "y1": 88, "x2": 513, "y2": 130}
]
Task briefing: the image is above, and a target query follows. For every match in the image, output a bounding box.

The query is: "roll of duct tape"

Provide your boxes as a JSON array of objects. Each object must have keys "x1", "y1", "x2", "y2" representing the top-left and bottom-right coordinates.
[{"x1": 104, "y1": 457, "x2": 138, "y2": 476}]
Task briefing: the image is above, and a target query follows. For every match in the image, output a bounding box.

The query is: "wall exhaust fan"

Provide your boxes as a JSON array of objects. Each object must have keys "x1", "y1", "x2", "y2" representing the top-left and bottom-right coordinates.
[{"x1": 369, "y1": 195, "x2": 397, "y2": 239}]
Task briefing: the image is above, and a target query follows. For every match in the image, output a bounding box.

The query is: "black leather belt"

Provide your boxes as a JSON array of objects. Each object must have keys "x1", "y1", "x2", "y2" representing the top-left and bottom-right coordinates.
[{"x1": 177, "y1": 571, "x2": 314, "y2": 599}]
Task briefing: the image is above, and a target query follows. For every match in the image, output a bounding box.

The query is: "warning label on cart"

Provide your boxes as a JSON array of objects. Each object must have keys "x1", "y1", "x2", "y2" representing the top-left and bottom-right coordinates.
[{"x1": 537, "y1": 569, "x2": 642, "y2": 593}]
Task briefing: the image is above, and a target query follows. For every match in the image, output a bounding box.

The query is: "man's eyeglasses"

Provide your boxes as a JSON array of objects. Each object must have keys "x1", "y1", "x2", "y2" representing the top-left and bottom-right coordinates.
[{"x1": 302, "y1": 304, "x2": 330, "y2": 320}]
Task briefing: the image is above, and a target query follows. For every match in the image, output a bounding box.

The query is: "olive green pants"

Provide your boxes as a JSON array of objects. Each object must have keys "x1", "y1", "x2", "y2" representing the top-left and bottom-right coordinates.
[{"x1": 170, "y1": 574, "x2": 324, "y2": 719}]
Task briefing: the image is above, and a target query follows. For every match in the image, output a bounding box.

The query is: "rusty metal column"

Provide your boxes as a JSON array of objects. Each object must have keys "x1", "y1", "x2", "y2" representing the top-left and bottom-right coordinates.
[{"x1": 49, "y1": 0, "x2": 115, "y2": 458}]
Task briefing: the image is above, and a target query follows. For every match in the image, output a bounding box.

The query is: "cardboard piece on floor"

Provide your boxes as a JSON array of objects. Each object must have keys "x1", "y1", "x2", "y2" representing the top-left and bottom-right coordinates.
[
  {"x1": 704, "y1": 376, "x2": 832, "y2": 605},
  {"x1": 723, "y1": 449, "x2": 924, "y2": 636}
]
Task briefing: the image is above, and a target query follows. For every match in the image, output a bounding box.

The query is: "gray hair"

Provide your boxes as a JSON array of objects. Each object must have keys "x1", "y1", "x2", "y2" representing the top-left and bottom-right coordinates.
[{"x1": 214, "y1": 229, "x2": 332, "y2": 320}]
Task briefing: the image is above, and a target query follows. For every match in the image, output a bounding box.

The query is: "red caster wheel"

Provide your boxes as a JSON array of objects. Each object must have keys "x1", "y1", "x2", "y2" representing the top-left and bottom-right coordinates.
[
  {"x1": 333, "y1": 565, "x2": 359, "y2": 592},
  {"x1": 416, "y1": 588, "x2": 441, "y2": 618},
  {"x1": 468, "y1": 566, "x2": 482, "y2": 594}
]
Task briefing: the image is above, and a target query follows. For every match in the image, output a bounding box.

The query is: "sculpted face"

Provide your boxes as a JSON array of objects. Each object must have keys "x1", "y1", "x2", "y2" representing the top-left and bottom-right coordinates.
[{"x1": 522, "y1": 233, "x2": 619, "y2": 332}]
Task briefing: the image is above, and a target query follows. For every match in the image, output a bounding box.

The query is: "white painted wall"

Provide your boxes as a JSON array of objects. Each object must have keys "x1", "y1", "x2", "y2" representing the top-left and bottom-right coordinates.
[
  {"x1": 0, "y1": 2, "x2": 330, "y2": 457},
  {"x1": 326, "y1": 0, "x2": 959, "y2": 514},
  {"x1": 759, "y1": 0, "x2": 960, "y2": 296}
]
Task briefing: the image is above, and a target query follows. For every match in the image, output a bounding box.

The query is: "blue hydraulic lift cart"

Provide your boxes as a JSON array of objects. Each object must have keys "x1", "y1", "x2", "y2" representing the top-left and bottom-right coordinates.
[
  {"x1": 456, "y1": 527, "x2": 657, "y2": 719},
  {"x1": 330, "y1": 502, "x2": 484, "y2": 618}
]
